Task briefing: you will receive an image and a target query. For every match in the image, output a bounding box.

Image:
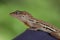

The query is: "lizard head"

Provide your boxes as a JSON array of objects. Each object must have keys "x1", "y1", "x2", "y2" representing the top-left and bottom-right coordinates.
[{"x1": 10, "y1": 10, "x2": 32, "y2": 22}]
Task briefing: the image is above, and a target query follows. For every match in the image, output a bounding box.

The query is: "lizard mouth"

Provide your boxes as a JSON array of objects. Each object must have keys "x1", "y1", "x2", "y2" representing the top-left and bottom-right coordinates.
[
  {"x1": 9, "y1": 11, "x2": 19, "y2": 18},
  {"x1": 10, "y1": 12, "x2": 16, "y2": 17}
]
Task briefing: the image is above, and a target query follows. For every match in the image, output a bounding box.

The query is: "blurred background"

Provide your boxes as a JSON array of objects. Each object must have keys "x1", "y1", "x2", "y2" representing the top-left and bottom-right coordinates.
[{"x1": 0, "y1": 0, "x2": 60, "y2": 40}]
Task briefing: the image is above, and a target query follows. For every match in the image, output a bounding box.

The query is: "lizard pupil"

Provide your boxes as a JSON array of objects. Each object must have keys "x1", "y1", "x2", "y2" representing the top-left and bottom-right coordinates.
[{"x1": 15, "y1": 12, "x2": 20, "y2": 15}]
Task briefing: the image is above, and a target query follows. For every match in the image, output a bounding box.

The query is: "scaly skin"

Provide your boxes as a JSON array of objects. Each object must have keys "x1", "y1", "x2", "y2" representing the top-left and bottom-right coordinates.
[{"x1": 10, "y1": 10, "x2": 60, "y2": 40}]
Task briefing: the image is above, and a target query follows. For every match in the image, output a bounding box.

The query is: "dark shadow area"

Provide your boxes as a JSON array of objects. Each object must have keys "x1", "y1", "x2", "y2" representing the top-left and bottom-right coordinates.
[{"x1": 13, "y1": 29, "x2": 57, "y2": 40}]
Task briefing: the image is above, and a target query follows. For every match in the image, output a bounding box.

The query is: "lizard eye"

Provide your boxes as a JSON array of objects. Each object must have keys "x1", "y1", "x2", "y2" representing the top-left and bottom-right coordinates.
[
  {"x1": 15, "y1": 10, "x2": 22, "y2": 15},
  {"x1": 15, "y1": 11, "x2": 21, "y2": 15}
]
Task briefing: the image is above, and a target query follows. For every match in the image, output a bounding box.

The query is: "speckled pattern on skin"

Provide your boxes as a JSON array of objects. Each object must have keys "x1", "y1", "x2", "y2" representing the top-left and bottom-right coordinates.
[{"x1": 10, "y1": 10, "x2": 60, "y2": 40}]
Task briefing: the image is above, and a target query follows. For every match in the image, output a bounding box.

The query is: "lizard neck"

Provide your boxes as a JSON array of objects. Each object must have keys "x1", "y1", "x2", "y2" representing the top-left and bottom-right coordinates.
[{"x1": 26, "y1": 18, "x2": 57, "y2": 33}]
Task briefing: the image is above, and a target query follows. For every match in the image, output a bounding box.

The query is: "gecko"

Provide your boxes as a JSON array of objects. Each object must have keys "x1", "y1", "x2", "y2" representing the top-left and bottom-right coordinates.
[{"x1": 10, "y1": 10, "x2": 60, "y2": 40}]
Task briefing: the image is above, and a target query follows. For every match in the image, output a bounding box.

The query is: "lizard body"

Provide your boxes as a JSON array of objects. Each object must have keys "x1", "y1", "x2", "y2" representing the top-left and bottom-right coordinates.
[{"x1": 10, "y1": 10, "x2": 60, "y2": 40}]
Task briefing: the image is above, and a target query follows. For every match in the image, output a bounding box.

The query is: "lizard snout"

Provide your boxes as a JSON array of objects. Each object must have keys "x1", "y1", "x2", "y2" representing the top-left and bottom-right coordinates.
[{"x1": 10, "y1": 10, "x2": 22, "y2": 15}]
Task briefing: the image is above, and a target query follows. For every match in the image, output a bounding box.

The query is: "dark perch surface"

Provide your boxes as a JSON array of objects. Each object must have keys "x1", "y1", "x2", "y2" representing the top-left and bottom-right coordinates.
[{"x1": 13, "y1": 29, "x2": 57, "y2": 40}]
